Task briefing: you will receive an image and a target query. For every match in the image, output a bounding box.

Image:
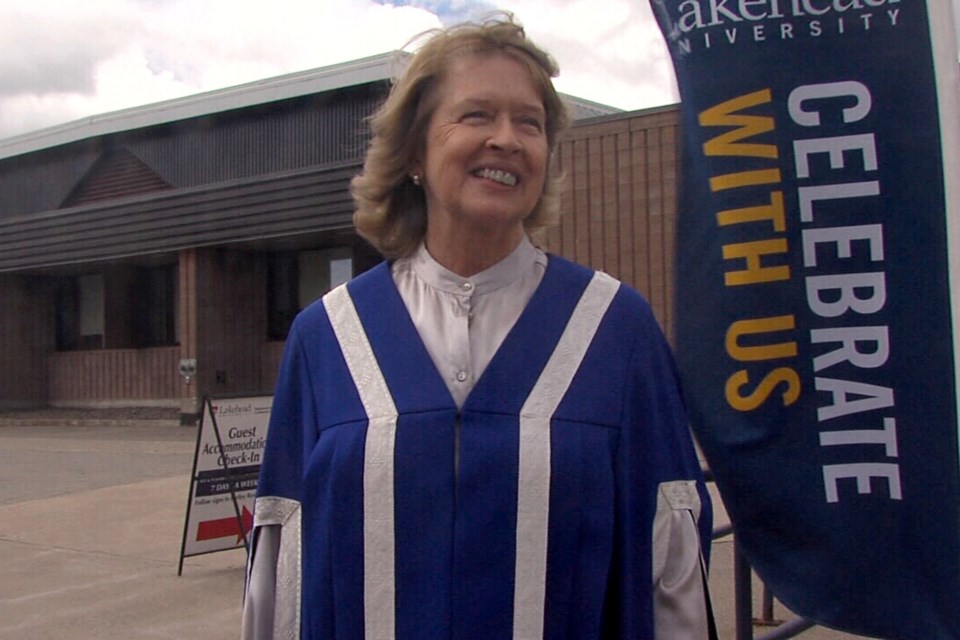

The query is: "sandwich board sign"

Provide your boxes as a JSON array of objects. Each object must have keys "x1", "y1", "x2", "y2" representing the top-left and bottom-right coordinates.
[{"x1": 178, "y1": 394, "x2": 272, "y2": 574}]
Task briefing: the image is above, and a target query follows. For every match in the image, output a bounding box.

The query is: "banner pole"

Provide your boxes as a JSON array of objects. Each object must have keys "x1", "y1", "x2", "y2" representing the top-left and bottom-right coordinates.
[{"x1": 929, "y1": 0, "x2": 960, "y2": 476}]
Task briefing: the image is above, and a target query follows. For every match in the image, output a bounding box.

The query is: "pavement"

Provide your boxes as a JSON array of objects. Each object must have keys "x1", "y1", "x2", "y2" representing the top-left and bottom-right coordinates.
[{"x1": 0, "y1": 416, "x2": 876, "y2": 640}]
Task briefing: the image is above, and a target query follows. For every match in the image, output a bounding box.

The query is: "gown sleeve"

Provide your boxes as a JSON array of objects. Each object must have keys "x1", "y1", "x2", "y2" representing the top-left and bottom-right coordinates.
[
  {"x1": 241, "y1": 324, "x2": 316, "y2": 640},
  {"x1": 242, "y1": 498, "x2": 302, "y2": 640},
  {"x1": 604, "y1": 300, "x2": 716, "y2": 639},
  {"x1": 652, "y1": 481, "x2": 714, "y2": 639},
  {"x1": 242, "y1": 524, "x2": 279, "y2": 640}
]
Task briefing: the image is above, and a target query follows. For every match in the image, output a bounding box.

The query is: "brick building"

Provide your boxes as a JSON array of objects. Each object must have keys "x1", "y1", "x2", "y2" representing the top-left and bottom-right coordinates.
[{"x1": 0, "y1": 52, "x2": 681, "y2": 423}]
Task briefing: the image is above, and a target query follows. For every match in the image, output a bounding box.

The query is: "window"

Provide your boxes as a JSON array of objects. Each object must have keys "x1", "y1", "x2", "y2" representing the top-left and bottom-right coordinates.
[
  {"x1": 79, "y1": 274, "x2": 104, "y2": 340},
  {"x1": 55, "y1": 279, "x2": 78, "y2": 351},
  {"x1": 299, "y1": 248, "x2": 352, "y2": 307},
  {"x1": 56, "y1": 273, "x2": 104, "y2": 350},
  {"x1": 268, "y1": 247, "x2": 353, "y2": 339},
  {"x1": 132, "y1": 265, "x2": 178, "y2": 347},
  {"x1": 54, "y1": 265, "x2": 177, "y2": 351}
]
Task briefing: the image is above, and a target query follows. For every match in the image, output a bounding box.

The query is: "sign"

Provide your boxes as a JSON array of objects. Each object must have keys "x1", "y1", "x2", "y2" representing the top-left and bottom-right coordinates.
[
  {"x1": 650, "y1": 1, "x2": 960, "y2": 637},
  {"x1": 178, "y1": 394, "x2": 272, "y2": 574}
]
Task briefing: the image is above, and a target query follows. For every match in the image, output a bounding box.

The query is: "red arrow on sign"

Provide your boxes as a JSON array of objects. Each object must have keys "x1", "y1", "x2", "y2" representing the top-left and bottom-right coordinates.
[{"x1": 196, "y1": 505, "x2": 253, "y2": 543}]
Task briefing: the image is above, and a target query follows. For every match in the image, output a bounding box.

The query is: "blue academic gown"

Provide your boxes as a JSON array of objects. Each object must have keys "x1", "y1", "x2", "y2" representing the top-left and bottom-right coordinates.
[{"x1": 247, "y1": 255, "x2": 712, "y2": 640}]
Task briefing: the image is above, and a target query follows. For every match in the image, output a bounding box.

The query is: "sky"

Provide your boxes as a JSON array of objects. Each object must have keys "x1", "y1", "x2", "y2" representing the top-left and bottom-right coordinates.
[
  {"x1": 0, "y1": 0, "x2": 679, "y2": 142},
  {"x1": 3, "y1": 0, "x2": 960, "y2": 144}
]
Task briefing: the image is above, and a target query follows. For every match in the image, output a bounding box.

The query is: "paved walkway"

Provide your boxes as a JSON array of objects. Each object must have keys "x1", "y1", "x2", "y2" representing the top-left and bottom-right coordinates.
[{"x1": 0, "y1": 419, "x2": 874, "y2": 640}]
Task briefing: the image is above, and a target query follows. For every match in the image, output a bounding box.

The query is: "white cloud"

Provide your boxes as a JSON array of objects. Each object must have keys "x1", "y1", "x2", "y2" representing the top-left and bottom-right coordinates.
[
  {"x1": 0, "y1": 0, "x2": 143, "y2": 97},
  {"x1": 0, "y1": 0, "x2": 671, "y2": 141},
  {"x1": 506, "y1": 0, "x2": 677, "y2": 109}
]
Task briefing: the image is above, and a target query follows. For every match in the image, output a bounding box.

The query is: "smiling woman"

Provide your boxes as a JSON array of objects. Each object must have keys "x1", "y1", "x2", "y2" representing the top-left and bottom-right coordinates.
[
  {"x1": 242, "y1": 13, "x2": 717, "y2": 640},
  {"x1": 414, "y1": 52, "x2": 549, "y2": 274},
  {"x1": 350, "y1": 14, "x2": 569, "y2": 263}
]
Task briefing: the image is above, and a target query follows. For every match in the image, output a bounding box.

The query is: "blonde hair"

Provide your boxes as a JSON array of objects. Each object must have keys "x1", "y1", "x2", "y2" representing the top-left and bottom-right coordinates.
[{"x1": 351, "y1": 13, "x2": 570, "y2": 258}]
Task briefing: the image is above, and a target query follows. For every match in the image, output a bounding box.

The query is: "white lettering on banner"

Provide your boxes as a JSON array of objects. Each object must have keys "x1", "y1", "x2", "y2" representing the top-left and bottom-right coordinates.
[
  {"x1": 671, "y1": 0, "x2": 903, "y2": 54},
  {"x1": 788, "y1": 80, "x2": 903, "y2": 504},
  {"x1": 801, "y1": 225, "x2": 884, "y2": 267},
  {"x1": 810, "y1": 325, "x2": 889, "y2": 371},
  {"x1": 788, "y1": 81, "x2": 872, "y2": 126},
  {"x1": 797, "y1": 182, "x2": 880, "y2": 222},
  {"x1": 696, "y1": 80, "x2": 903, "y2": 505},
  {"x1": 820, "y1": 417, "x2": 898, "y2": 455},
  {"x1": 822, "y1": 462, "x2": 902, "y2": 502},
  {"x1": 805, "y1": 273, "x2": 886, "y2": 317}
]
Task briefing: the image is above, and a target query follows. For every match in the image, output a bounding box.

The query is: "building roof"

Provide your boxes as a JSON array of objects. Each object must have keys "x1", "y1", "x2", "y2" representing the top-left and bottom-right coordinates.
[
  {"x1": 0, "y1": 51, "x2": 619, "y2": 163},
  {"x1": 0, "y1": 52, "x2": 408, "y2": 162}
]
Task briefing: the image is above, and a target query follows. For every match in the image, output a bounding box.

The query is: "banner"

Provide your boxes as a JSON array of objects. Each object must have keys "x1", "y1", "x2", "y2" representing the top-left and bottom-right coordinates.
[{"x1": 651, "y1": 1, "x2": 960, "y2": 637}]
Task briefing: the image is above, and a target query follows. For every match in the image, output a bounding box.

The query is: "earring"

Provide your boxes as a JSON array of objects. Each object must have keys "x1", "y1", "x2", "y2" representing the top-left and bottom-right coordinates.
[{"x1": 411, "y1": 173, "x2": 421, "y2": 186}]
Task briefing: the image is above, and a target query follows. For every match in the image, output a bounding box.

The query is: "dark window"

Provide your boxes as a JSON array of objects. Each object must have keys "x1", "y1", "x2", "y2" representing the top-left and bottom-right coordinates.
[
  {"x1": 267, "y1": 252, "x2": 299, "y2": 341},
  {"x1": 54, "y1": 265, "x2": 177, "y2": 351},
  {"x1": 131, "y1": 265, "x2": 178, "y2": 347},
  {"x1": 55, "y1": 274, "x2": 104, "y2": 350},
  {"x1": 55, "y1": 279, "x2": 79, "y2": 351},
  {"x1": 267, "y1": 247, "x2": 353, "y2": 340}
]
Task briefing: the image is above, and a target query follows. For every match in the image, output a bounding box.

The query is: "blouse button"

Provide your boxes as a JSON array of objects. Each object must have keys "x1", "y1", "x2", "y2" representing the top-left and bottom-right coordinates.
[
  {"x1": 456, "y1": 370, "x2": 468, "y2": 382},
  {"x1": 460, "y1": 282, "x2": 474, "y2": 292}
]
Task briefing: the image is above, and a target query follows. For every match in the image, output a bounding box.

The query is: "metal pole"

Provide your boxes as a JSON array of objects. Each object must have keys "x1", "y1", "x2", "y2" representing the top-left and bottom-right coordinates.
[
  {"x1": 761, "y1": 585, "x2": 776, "y2": 624},
  {"x1": 756, "y1": 617, "x2": 816, "y2": 640},
  {"x1": 734, "y1": 541, "x2": 754, "y2": 640}
]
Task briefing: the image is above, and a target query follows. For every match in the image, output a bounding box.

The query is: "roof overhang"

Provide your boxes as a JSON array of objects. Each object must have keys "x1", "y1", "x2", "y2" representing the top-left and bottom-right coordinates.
[{"x1": 0, "y1": 161, "x2": 363, "y2": 273}]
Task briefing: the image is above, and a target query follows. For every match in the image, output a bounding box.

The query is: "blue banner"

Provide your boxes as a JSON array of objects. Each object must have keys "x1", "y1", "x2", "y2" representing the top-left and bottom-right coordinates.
[{"x1": 650, "y1": 1, "x2": 960, "y2": 637}]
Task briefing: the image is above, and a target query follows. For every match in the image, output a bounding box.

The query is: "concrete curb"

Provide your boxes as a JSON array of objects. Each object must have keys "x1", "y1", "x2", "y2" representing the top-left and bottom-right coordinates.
[{"x1": 0, "y1": 418, "x2": 183, "y2": 428}]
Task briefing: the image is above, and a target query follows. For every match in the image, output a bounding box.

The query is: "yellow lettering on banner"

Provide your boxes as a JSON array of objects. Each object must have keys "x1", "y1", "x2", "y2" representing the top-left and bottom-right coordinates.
[
  {"x1": 726, "y1": 368, "x2": 801, "y2": 411},
  {"x1": 717, "y1": 192, "x2": 787, "y2": 231},
  {"x1": 700, "y1": 89, "x2": 778, "y2": 158},
  {"x1": 722, "y1": 239, "x2": 791, "y2": 285},
  {"x1": 698, "y1": 89, "x2": 800, "y2": 413},
  {"x1": 726, "y1": 315, "x2": 798, "y2": 361},
  {"x1": 710, "y1": 168, "x2": 782, "y2": 192}
]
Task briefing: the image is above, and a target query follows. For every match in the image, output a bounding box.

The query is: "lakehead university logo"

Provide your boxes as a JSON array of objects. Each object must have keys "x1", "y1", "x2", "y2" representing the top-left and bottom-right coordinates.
[{"x1": 652, "y1": 0, "x2": 903, "y2": 54}]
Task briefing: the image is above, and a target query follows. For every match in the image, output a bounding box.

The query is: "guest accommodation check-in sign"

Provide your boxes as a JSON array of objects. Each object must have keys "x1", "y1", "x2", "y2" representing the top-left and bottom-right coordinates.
[
  {"x1": 651, "y1": 0, "x2": 960, "y2": 637},
  {"x1": 179, "y1": 395, "x2": 271, "y2": 573}
]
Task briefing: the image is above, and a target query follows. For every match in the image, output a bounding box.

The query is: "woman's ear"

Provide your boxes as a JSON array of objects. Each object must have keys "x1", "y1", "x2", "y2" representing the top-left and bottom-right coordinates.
[{"x1": 408, "y1": 161, "x2": 424, "y2": 186}]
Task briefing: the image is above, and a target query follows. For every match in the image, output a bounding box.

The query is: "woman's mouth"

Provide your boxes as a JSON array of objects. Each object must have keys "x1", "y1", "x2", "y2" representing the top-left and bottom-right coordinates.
[{"x1": 473, "y1": 167, "x2": 518, "y2": 186}]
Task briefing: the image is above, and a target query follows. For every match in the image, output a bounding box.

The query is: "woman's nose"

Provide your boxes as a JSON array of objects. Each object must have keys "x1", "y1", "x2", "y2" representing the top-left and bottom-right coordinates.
[{"x1": 485, "y1": 117, "x2": 522, "y2": 152}]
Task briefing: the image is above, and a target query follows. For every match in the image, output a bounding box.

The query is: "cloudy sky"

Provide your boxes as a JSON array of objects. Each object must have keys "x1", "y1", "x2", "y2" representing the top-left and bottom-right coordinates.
[
  {"x1": 0, "y1": 0, "x2": 678, "y2": 142},
  {"x1": 4, "y1": 0, "x2": 960, "y2": 144}
]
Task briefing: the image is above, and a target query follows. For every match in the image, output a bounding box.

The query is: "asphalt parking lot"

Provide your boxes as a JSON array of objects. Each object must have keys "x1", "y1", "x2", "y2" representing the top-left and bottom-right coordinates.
[{"x1": 0, "y1": 419, "x2": 873, "y2": 640}]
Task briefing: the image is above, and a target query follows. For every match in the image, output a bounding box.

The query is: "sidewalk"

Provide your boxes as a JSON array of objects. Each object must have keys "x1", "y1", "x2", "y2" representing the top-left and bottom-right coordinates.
[
  {"x1": 0, "y1": 420, "x2": 244, "y2": 640},
  {"x1": 0, "y1": 418, "x2": 873, "y2": 640}
]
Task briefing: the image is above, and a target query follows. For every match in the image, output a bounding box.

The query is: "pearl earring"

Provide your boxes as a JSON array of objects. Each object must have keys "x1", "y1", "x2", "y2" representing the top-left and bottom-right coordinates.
[{"x1": 411, "y1": 174, "x2": 421, "y2": 186}]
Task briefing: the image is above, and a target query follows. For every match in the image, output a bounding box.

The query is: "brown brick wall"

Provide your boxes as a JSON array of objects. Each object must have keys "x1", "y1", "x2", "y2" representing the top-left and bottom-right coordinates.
[
  {"x1": 47, "y1": 346, "x2": 180, "y2": 407},
  {"x1": 543, "y1": 108, "x2": 680, "y2": 341}
]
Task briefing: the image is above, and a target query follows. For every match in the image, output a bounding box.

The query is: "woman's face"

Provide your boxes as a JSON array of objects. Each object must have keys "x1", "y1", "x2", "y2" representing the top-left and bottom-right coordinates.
[{"x1": 416, "y1": 52, "x2": 549, "y2": 243}]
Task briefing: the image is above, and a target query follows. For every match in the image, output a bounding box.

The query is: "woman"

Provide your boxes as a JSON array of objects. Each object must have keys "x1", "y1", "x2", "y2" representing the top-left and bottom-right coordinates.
[{"x1": 243, "y1": 14, "x2": 715, "y2": 640}]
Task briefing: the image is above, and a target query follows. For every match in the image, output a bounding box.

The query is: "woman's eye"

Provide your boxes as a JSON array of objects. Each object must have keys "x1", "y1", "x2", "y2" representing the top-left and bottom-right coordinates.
[
  {"x1": 519, "y1": 117, "x2": 544, "y2": 132},
  {"x1": 462, "y1": 111, "x2": 490, "y2": 123}
]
